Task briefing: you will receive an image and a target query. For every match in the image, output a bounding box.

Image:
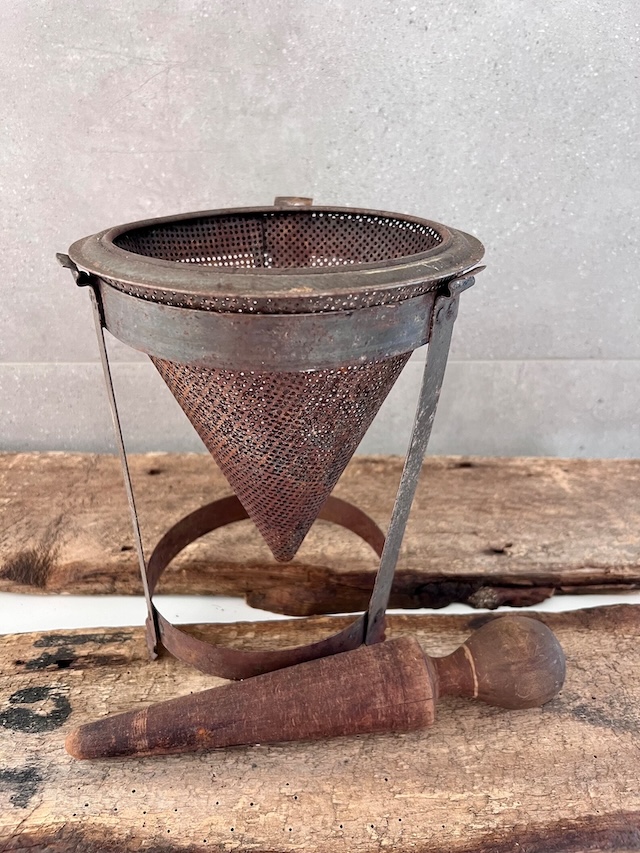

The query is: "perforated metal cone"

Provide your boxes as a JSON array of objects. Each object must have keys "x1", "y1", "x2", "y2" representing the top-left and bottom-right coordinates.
[{"x1": 151, "y1": 354, "x2": 410, "y2": 561}]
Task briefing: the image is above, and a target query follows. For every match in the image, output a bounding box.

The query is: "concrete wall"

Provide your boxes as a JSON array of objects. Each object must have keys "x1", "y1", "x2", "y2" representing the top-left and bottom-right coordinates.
[{"x1": 2, "y1": 0, "x2": 638, "y2": 457}]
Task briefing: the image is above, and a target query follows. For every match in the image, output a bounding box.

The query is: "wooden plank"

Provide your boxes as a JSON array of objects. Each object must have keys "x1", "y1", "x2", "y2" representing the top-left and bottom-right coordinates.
[
  {"x1": 1, "y1": 453, "x2": 640, "y2": 613},
  {"x1": 1, "y1": 606, "x2": 639, "y2": 852}
]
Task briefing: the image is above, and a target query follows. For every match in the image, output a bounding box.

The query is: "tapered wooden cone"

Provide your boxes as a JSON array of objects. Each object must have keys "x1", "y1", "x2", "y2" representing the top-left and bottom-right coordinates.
[
  {"x1": 151, "y1": 354, "x2": 410, "y2": 562},
  {"x1": 65, "y1": 618, "x2": 565, "y2": 760},
  {"x1": 66, "y1": 636, "x2": 434, "y2": 759}
]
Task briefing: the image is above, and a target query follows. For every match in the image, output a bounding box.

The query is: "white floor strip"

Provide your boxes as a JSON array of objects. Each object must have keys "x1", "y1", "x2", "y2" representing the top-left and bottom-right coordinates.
[{"x1": 2, "y1": 591, "x2": 639, "y2": 635}]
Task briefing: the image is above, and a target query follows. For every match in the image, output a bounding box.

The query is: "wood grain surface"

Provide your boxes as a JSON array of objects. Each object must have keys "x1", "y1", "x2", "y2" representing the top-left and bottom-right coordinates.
[
  {"x1": 1, "y1": 607, "x2": 639, "y2": 852},
  {"x1": 1, "y1": 453, "x2": 640, "y2": 612}
]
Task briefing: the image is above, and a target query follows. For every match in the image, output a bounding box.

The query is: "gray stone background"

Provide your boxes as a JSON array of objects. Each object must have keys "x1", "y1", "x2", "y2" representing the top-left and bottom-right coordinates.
[{"x1": 2, "y1": 0, "x2": 638, "y2": 457}]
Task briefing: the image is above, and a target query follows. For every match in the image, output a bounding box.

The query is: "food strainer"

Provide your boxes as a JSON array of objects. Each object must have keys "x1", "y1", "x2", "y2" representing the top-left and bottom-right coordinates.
[{"x1": 58, "y1": 197, "x2": 484, "y2": 679}]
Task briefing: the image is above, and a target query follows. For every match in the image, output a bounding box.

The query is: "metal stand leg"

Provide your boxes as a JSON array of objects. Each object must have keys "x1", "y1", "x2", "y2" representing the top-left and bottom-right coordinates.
[
  {"x1": 57, "y1": 257, "x2": 158, "y2": 652},
  {"x1": 87, "y1": 285, "x2": 159, "y2": 657},
  {"x1": 365, "y1": 286, "x2": 465, "y2": 644}
]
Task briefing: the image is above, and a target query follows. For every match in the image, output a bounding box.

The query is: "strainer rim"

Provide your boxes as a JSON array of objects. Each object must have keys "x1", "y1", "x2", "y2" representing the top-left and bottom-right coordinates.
[{"x1": 68, "y1": 204, "x2": 484, "y2": 304}]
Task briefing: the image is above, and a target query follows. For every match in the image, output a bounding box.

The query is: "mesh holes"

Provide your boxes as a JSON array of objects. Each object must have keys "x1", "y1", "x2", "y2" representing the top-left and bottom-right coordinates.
[
  {"x1": 109, "y1": 210, "x2": 445, "y2": 314},
  {"x1": 152, "y1": 354, "x2": 410, "y2": 562},
  {"x1": 115, "y1": 210, "x2": 442, "y2": 270}
]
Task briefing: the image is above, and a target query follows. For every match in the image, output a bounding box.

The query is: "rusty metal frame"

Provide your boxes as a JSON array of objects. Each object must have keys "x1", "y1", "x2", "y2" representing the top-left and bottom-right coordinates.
[
  {"x1": 57, "y1": 200, "x2": 482, "y2": 680},
  {"x1": 66, "y1": 273, "x2": 469, "y2": 677}
]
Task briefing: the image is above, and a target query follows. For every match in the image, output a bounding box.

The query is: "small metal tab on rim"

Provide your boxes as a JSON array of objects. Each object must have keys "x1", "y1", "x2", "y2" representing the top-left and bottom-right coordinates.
[
  {"x1": 273, "y1": 196, "x2": 313, "y2": 206},
  {"x1": 56, "y1": 252, "x2": 92, "y2": 287},
  {"x1": 56, "y1": 252, "x2": 76, "y2": 271},
  {"x1": 445, "y1": 266, "x2": 486, "y2": 296}
]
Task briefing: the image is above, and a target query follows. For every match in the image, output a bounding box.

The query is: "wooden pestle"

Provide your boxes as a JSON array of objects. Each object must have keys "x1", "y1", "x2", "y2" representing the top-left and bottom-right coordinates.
[{"x1": 65, "y1": 616, "x2": 565, "y2": 760}]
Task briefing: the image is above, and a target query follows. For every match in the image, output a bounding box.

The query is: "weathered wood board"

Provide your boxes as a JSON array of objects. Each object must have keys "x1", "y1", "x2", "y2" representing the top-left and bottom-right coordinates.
[
  {"x1": 2, "y1": 453, "x2": 640, "y2": 613},
  {"x1": 1, "y1": 606, "x2": 639, "y2": 852}
]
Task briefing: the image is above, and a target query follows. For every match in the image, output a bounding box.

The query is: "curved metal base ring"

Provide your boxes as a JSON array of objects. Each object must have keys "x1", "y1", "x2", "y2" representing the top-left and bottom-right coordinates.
[{"x1": 145, "y1": 494, "x2": 386, "y2": 680}]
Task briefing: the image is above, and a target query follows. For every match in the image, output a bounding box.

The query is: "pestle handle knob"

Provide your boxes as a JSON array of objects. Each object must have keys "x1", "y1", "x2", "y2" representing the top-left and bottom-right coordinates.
[{"x1": 432, "y1": 616, "x2": 565, "y2": 709}]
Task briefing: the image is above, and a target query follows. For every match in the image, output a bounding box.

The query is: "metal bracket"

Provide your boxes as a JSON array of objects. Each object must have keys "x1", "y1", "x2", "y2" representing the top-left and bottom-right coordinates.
[
  {"x1": 365, "y1": 284, "x2": 463, "y2": 644},
  {"x1": 58, "y1": 255, "x2": 159, "y2": 657}
]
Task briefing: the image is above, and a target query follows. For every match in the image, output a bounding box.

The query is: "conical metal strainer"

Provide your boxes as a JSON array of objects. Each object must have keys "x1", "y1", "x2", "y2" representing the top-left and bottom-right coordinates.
[
  {"x1": 59, "y1": 197, "x2": 484, "y2": 679},
  {"x1": 152, "y1": 354, "x2": 409, "y2": 562}
]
